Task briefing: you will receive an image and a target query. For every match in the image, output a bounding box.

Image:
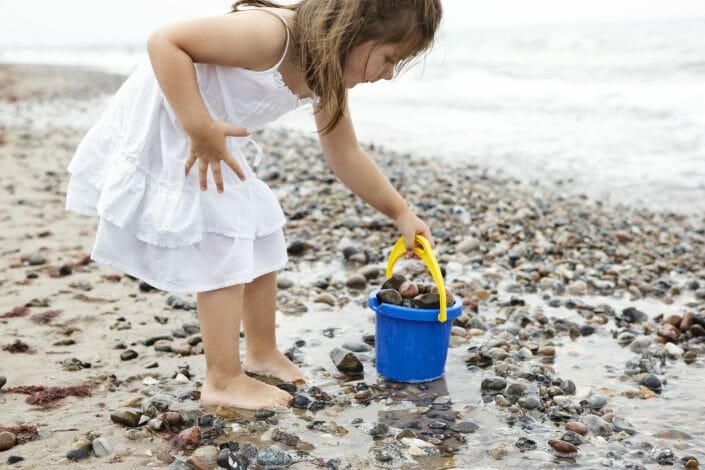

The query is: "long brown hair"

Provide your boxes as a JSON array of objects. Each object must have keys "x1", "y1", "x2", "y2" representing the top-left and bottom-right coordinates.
[{"x1": 231, "y1": 0, "x2": 442, "y2": 134}]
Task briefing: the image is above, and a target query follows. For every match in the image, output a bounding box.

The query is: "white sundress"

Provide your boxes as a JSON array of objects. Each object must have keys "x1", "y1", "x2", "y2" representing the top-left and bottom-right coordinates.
[{"x1": 65, "y1": 13, "x2": 315, "y2": 293}]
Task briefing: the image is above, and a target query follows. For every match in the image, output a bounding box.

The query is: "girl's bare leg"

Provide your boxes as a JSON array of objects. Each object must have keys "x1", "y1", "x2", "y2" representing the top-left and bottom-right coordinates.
[
  {"x1": 197, "y1": 284, "x2": 292, "y2": 409},
  {"x1": 242, "y1": 272, "x2": 307, "y2": 382}
]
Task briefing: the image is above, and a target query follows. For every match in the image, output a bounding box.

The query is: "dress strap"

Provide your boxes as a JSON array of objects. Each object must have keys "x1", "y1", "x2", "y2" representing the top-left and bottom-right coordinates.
[
  {"x1": 255, "y1": 9, "x2": 291, "y2": 71},
  {"x1": 233, "y1": 137, "x2": 264, "y2": 168}
]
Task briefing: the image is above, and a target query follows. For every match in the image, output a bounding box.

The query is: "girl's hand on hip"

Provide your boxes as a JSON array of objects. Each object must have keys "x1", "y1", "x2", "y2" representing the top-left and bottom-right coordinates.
[
  {"x1": 394, "y1": 209, "x2": 434, "y2": 259},
  {"x1": 185, "y1": 120, "x2": 250, "y2": 192}
]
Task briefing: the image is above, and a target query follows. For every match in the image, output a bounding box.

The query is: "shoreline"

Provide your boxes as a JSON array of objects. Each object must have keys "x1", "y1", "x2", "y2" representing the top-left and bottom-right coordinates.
[
  {"x1": 2, "y1": 61, "x2": 704, "y2": 219},
  {"x1": 1, "y1": 63, "x2": 704, "y2": 469}
]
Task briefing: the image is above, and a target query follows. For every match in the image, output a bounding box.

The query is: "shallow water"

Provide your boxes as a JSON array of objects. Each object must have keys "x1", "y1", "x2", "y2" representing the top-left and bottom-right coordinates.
[{"x1": 208, "y1": 259, "x2": 705, "y2": 469}]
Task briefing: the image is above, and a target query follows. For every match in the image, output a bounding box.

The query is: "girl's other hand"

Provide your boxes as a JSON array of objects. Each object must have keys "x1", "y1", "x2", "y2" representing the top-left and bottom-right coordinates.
[
  {"x1": 394, "y1": 209, "x2": 434, "y2": 259},
  {"x1": 185, "y1": 120, "x2": 250, "y2": 192}
]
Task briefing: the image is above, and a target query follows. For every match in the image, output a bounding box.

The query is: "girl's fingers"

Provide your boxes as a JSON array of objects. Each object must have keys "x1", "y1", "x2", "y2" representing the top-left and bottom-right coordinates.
[
  {"x1": 198, "y1": 160, "x2": 208, "y2": 191},
  {"x1": 210, "y1": 161, "x2": 224, "y2": 193},
  {"x1": 224, "y1": 125, "x2": 251, "y2": 138},
  {"x1": 223, "y1": 153, "x2": 246, "y2": 181},
  {"x1": 184, "y1": 153, "x2": 197, "y2": 176}
]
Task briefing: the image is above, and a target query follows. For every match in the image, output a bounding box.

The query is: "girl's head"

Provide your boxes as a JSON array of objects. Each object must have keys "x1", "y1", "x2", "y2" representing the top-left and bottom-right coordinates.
[{"x1": 232, "y1": 0, "x2": 443, "y2": 134}]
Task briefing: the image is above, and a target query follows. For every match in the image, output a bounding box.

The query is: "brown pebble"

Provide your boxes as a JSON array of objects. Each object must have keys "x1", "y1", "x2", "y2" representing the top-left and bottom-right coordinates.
[
  {"x1": 658, "y1": 323, "x2": 680, "y2": 343},
  {"x1": 548, "y1": 439, "x2": 578, "y2": 456},
  {"x1": 639, "y1": 385, "x2": 657, "y2": 399},
  {"x1": 684, "y1": 459, "x2": 699, "y2": 469},
  {"x1": 381, "y1": 273, "x2": 406, "y2": 291},
  {"x1": 663, "y1": 314, "x2": 682, "y2": 327},
  {"x1": 613, "y1": 230, "x2": 633, "y2": 243},
  {"x1": 399, "y1": 280, "x2": 419, "y2": 298},
  {"x1": 0, "y1": 431, "x2": 16, "y2": 451},
  {"x1": 680, "y1": 312, "x2": 695, "y2": 332},
  {"x1": 565, "y1": 421, "x2": 588, "y2": 435},
  {"x1": 537, "y1": 346, "x2": 556, "y2": 356},
  {"x1": 156, "y1": 451, "x2": 175, "y2": 464},
  {"x1": 177, "y1": 426, "x2": 200, "y2": 448},
  {"x1": 186, "y1": 456, "x2": 210, "y2": 470},
  {"x1": 429, "y1": 285, "x2": 455, "y2": 305},
  {"x1": 314, "y1": 293, "x2": 336, "y2": 306}
]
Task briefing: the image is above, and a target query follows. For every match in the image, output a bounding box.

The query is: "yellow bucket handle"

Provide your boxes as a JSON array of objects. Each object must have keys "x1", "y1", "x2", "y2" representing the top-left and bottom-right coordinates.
[{"x1": 385, "y1": 235, "x2": 448, "y2": 323}]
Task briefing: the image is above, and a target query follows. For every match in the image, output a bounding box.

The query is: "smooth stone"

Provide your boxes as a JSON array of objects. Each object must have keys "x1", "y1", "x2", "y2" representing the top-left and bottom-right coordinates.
[
  {"x1": 6, "y1": 456, "x2": 24, "y2": 464},
  {"x1": 579, "y1": 324, "x2": 596, "y2": 336},
  {"x1": 560, "y1": 431, "x2": 584, "y2": 446},
  {"x1": 120, "y1": 349, "x2": 138, "y2": 361},
  {"x1": 291, "y1": 394, "x2": 311, "y2": 409},
  {"x1": 0, "y1": 376, "x2": 6, "y2": 390},
  {"x1": 588, "y1": 394, "x2": 607, "y2": 410},
  {"x1": 567, "y1": 280, "x2": 587, "y2": 295},
  {"x1": 565, "y1": 421, "x2": 588, "y2": 435},
  {"x1": 451, "y1": 421, "x2": 480, "y2": 433},
  {"x1": 581, "y1": 414, "x2": 613, "y2": 437},
  {"x1": 376, "y1": 289, "x2": 402, "y2": 306},
  {"x1": 505, "y1": 383, "x2": 528, "y2": 403},
  {"x1": 480, "y1": 376, "x2": 507, "y2": 393},
  {"x1": 191, "y1": 446, "x2": 218, "y2": 466},
  {"x1": 537, "y1": 346, "x2": 555, "y2": 356},
  {"x1": 110, "y1": 410, "x2": 142, "y2": 427},
  {"x1": 0, "y1": 432, "x2": 16, "y2": 451},
  {"x1": 413, "y1": 293, "x2": 442, "y2": 309},
  {"x1": 487, "y1": 447, "x2": 508, "y2": 460},
  {"x1": 664, "y1": 342, "x2": 684, "y2": 357},
  {"x1": 341, "y1": 342, "x2": 371, "y2": 353},
  {"x1": 617, "y1": 332, "x2": 636, "y2": 346},
  {"x1": 92, "y1": 437, "x2": 113, "y2": 457},
  {"x1": 178, "y1": 426, "x2": 200, "y2": 448},
  {"x1": 66, "y1": 448, "x2": 90, "y2": 461},
  {"x1": 518, "y1": 394, "x2": 542, "y2": 410},
  {"x1": 639, "y1": 374, "x2": 662, "y2": 393},
  {"x1": 359, "y1": 266, "x2": 381, "y2": 280},
  {"x1": 330, "y1": 347, "x2": 363, "y2": 374},
  {"x1": 612, "y1": 416, "x2": 637, "y2": 435},
  {"x1": 28, "y1": 253, "x2": 46, "y2": 265},
  {"x1": 560, "y1": 380, "x2": 576, "y2": 395},
  {"x1": 548, "y1": 439, "x2": 579, "y2": 457},
  {"x1": 168, "y1": 460, "x2": 195, "y2": 470},
  {"x1": 381, "y1": 274, "x2": 406, "y2": 291},
  {"x1": 255, "y1": 409, "x2": 276, "y2": 419},
  {"x1": 286, "y1": 240, "x2": 306, "y2": 255},
  {"x1": 345, "y1": 274, "x2": 367, "y2": 290},
  {"x1": 314, "y1": 293, "x2": 336, "y2": 306},
  {"x1": 399, "y1": 280, "x2": 419, "y2": 298},
  {"x1": 630, "y1": 336, "x2": 652, "y2": 353}
]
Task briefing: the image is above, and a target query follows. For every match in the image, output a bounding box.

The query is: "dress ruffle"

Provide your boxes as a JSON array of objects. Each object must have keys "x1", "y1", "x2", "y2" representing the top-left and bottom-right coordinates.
[{"x1": 66, "y1": 121, "x2": 286, "y2": 249}]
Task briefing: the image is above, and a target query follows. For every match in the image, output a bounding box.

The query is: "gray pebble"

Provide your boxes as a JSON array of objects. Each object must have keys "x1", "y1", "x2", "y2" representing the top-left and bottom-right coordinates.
[{"x1": 256, "y1": 445, "x2": 293, "y2": 467}]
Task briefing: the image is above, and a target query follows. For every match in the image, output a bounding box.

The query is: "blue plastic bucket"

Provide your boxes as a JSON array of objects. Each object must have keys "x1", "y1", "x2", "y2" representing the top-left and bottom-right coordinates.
[{"x1": 368, "y1": 290, "x2": 463, "y2": 383}]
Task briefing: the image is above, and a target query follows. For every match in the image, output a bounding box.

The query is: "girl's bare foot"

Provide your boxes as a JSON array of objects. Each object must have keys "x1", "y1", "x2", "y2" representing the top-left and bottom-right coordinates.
[
  {"x1": 244, "y1": 350, "x2": 308, "y2": 382},
  {"x1": 200, "y1": 372, "x2": 292, "y2": 410}
]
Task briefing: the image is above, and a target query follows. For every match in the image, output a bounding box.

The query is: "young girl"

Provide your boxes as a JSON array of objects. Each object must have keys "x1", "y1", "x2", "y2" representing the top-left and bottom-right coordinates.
[{"x1": 65, "y1": 0, "x2": 441, "y2": 410}]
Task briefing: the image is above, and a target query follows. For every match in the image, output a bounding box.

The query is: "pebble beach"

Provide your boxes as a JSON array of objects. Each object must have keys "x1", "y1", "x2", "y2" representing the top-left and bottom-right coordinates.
[{"x1": 1, "y1": 63, "x2": 705, "y2": 469}]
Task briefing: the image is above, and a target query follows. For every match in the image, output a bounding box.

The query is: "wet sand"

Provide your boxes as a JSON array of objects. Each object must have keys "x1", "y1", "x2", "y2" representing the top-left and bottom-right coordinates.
[{"x1": 1, "y1": 63, "x2": 704, "y2": 469}]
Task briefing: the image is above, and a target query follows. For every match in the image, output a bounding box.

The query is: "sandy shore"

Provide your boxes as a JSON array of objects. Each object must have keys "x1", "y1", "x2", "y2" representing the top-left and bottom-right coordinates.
[{"x1": 1, "y1": 63, "x2": 705, "y2": 469}]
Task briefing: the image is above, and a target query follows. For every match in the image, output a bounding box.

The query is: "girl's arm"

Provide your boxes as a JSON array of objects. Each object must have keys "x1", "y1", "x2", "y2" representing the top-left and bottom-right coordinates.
[
  {"x1": 146, "y1": 11, "x2": 288, "y2": 190},
  {"x1": 315, "y1": 98, "x2": 433, "y2": 254}
]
